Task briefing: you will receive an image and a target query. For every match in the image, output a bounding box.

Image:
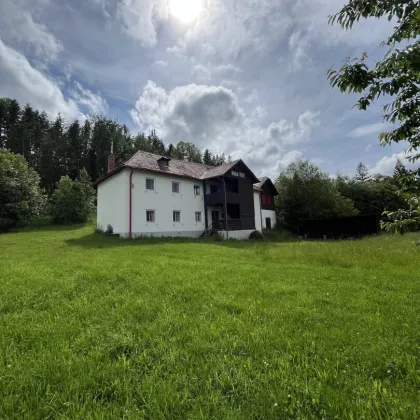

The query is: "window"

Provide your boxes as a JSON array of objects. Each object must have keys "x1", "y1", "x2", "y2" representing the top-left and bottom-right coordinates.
[
  {"x1": 239, "y1": 172, "x2": 245, "y2": 178},
  {"x1": 146, "y1": 210, "x2": 155, "y2": 222},
  {"x1": 225, "y1": 178, "x2": 238, "y2": 193},
  {"x1": 172, "y1": 182, "x2": 180, "y2": 193},
  {"x1": 194, "y1": 185, "x2": 200, "y2": 196},
  {"x1": 173, "y1": 211, "x2": 181, "y2": 222},
  {"x1": 231, "y1": 170, "x2": 239, "y2": 176},
  {"x1": 195, "y1": 212, "x2": 202, "y2": 222},
  {"x1": 261, "y1": 194, "x2": 266, "y2": 205},
  {"x1": 210, "y1": 184, "x2": 218, "y2": 194},
  {"x1": 146, "y1": 178, "x2": 155, "y2": 190},
  {"x1": 227, "y1": 203, "x2": 240, "y2": 219},
  {"x1": 267, "y1": 195, "x2": 272, "y2": 205}
]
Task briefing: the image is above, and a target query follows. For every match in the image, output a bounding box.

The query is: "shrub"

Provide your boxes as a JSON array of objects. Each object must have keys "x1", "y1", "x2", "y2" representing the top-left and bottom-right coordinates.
[
  {"x1": 50, "y1": 169, "x2": 95, "y2": 224},
  {"x1": 0, "y1": 149, "x2": 44, "y2": 232},
  {"x1": 249, "y1": 230, "x2": 265, "y2": 240},
  {"x1": 208, "y1": 231, "x2": 223, "y2": 241},
  {"x1": 106, "y1": 224, "x2": 114, "y2": 235}
]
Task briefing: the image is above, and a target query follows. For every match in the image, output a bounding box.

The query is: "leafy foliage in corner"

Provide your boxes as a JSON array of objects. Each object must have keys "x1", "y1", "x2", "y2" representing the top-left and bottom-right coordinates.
[
  {"x1": 275, "y1": 161, "x2": 358, "y2": 229},
  {"x1": 50, "y1": 169, "x2": 95, "y2": 224},
  {"x1": 249, "y1": 230, "x2": 265, "y2": 240},
  {"x1": 382, "y1": 196, "x2": 420, "y2": 233},
  {"x1": 328, "y1": 0, "x2": 420, "y2": 159},
  {"x1": 0, "y1": 149, "x2": 45, "y2": 232},
  {"x1": 381, "y1": 167, "x2": 420, "y2": 233}
]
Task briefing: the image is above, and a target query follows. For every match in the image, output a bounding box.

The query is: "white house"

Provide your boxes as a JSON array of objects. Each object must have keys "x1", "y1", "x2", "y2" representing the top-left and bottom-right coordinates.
[{"x1": 95, "y1": 151, "x2": 278, "y2": 239}]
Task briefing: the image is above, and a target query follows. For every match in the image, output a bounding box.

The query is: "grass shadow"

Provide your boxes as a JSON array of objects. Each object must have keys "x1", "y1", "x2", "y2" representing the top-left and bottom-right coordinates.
[{"x1": 65, "y1": 232, "x2": 297, "y2": 250}]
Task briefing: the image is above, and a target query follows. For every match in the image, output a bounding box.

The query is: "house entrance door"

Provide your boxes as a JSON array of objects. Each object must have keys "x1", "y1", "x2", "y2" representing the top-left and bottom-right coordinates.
[{"x1": 211, "y1": 210, "x2": 220, "y2": 227}]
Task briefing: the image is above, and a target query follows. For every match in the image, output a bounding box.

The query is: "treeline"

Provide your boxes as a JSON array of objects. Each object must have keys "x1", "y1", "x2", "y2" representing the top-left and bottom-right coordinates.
[
  {"x1": 275, "y1": 161, "x2": 413, "y2": 230},
  {"x1": 0, "y1": 98, "x2": 228, "y2": 193}
]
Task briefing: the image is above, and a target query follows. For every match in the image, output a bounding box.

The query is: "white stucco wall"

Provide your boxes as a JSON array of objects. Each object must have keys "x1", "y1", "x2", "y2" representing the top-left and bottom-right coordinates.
[
  {"x1": 97, "y1": 169, "x2": 129, "y2": 234},
  {"x1": 131, "y1": 171, "x2": 206, "y2": 237},
  {"x1": 262, "y1": 209, "x2": 277, "y2": 229},
  {"x1": 254, "y1": 191, "x2": 262, "y2": 232}
]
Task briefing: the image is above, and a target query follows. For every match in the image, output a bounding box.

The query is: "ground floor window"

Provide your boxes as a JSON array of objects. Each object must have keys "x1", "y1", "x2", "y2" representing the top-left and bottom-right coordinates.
[
  {"x1": 195, "y1": 212, "x2": 202, "y2": 222},
  {"x1": 146, "y1": 210, "x2": 155, "y2": 222},
  {"x1": 265, "y1": 217, "x2": 272, "y2": 229},
  {"x1": 173, "y1": 211, "x2": 181, "y2": 222}
]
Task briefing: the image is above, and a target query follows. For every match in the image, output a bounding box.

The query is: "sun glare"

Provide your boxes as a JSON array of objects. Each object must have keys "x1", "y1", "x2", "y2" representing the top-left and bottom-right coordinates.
[{"x1": 169, "y1": 0, "x2": 204, "y2": 23}]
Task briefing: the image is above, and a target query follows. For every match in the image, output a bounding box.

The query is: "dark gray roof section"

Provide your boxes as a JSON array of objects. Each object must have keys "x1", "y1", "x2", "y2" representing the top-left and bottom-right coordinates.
[
  {"x1": 254, "y1": 177, "x2": 268, "y2": 189},
  {"x1": 124, "y1": 151, "x2": 212, "y2": 179},
  {"x1": 201, "y1": 160, "x2": 240, "y2": 179},
  {"x1": 96, "y1": 151, "x2": 260, "y2": 185},
  {"x1": 254, "y1": 176, "x2": 279, "y2": 195}
]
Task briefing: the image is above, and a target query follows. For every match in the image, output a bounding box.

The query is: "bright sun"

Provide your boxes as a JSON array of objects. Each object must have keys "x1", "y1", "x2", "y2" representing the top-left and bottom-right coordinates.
[{"x1": 169, "y1": 0, "x2": 204, "y2": 23}]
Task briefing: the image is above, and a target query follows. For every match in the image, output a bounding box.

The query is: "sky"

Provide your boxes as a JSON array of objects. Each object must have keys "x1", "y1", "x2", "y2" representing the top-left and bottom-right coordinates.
[{"x1": 0, "y1": 0, "x2": 415, "y2": 179}]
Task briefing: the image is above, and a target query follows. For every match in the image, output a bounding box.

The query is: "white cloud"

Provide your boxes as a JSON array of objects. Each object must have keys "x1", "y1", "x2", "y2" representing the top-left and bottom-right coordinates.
[
  {"x1": 0, "y1": 38, "x2": 80, "y2": 119},
  {"x1": 116, "y1": 0, "x2": 168, "y2": 47},
  {"x1": 213, "y1": 64, "x2": 242, "y2": 74},
  {"x1": 364, "y1": 144, "x2": 373, "y2": 152},
  {"x1": 348, "y1": 122, "x2": 389, "y2": 138},
  {"x1": 0, "y1": 2, "x2": 62, "y2": 60},
  {"x1": 130, "y1": 80, "x2": 319, "y2": 177},
  {"x1": 288, "y1": 30, "x2": 311, "y2": 71},
  {"x1": 0, "y1": 38, "x2": 108, "y2": 120},
  {"x1": 368, "y1": 151, "x2": 417, "y2": 175},
  {"x1": 193, "y1": 64, "x2": 212, "y2": 81},
  {"x1": 292, "y1": 0, "x2": 394, "y2": 48},
  {"x1": 154, "y1": 59, "x2": 168, "y2": 67},
  {"x1": 70, "y1": 82, "x2": 109, "y2": 115},
  {"x1": 177, "y1": 0, "x2": 293, "y2": 60}
]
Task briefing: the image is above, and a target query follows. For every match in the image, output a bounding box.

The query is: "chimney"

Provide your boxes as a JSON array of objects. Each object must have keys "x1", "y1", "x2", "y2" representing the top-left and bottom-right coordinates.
[{"x1": 107, "y1": 141, "x2": 115, "y2": 173}]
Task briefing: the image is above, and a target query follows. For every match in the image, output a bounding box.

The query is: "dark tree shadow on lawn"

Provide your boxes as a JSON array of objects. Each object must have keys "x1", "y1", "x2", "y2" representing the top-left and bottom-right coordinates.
[{"x1": 65, "y1": 232, "x2": 298, "y2": 250}]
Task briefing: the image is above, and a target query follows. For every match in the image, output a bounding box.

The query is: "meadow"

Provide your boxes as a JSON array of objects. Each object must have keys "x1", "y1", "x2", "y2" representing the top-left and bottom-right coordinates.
[{"x1": 0, "y1": 224, "x2": 419, "y2": 419}]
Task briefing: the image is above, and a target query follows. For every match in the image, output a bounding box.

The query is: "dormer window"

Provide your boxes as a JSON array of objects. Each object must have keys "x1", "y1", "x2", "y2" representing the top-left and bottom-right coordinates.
[{"x1": 157, "y1": 157, "x2": 171, "y2": 168}]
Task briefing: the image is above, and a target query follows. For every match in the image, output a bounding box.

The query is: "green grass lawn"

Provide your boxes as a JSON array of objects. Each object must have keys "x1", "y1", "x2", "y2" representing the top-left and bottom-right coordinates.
[{"x1": 0, "y1": 225, "x2": 419, "y2": 419}]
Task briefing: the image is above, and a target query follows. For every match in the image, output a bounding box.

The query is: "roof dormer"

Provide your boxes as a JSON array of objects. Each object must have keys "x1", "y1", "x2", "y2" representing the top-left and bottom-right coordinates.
[{"x1": 157, "y1": 156, "x2": 171, "y2": 169}]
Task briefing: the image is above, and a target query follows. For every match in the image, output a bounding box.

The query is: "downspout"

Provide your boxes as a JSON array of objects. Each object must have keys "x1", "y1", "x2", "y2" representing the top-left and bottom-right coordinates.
[
  {"x1": 223, "y1": 177, "x2": 229, "y2": 240},
  {"x1": 129, "y1": 169, "x2": 134, "y2": 239}
]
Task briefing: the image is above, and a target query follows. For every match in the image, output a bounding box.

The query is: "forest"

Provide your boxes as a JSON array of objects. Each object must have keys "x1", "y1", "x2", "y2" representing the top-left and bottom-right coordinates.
[{"x1": 0, "y1": 98, "x2": 228, "y2": 193}]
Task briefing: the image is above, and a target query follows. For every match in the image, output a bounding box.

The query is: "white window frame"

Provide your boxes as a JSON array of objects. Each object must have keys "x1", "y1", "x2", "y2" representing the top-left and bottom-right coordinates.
[
  {"x1": 173, "y1": 210, "x2": 181, "y2": 223},
  {"x1": 146, "y1": 178, "x2": 155, "y2": 191},
  {"x1": 195, "y1": 211, "x2": 202, "y2": 223},
  {"x1": 146, "y1": 210, "x2": 155, "y2": 222},
  {"x1": 172, "y1": 181, "x2": 180, "y2": 194},
  {"x1": 231, "y1": 170, "x2": 239, "y2": 176},
  {"x1": 194, "y1": 185, "x2": 201, "y2": 196},
  {"x1": 239, "y1": 172, "x2": 245, "y2": 178}
]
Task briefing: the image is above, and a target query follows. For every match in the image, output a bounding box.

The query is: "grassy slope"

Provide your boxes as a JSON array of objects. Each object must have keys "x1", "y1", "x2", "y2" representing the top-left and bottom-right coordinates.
[{"x1": 0, "y1": 225, "x2": 419, "y2": 419}]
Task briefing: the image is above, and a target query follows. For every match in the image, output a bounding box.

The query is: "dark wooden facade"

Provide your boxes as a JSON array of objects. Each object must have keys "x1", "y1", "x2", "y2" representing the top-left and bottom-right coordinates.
[{"x1": 204, "y1": 161, "x2": 257, "y2": 231}]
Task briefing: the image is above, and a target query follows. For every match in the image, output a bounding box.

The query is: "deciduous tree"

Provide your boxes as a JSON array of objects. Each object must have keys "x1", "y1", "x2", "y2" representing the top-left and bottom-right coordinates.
[{"x1": 0, "y1": 149, "x2": 44, "y2": 231}]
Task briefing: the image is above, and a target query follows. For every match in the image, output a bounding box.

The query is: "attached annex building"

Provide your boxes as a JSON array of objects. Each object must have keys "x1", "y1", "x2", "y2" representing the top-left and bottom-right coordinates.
[{"x1": 95, "y1": 151, "x2": 278, "y2": 239}]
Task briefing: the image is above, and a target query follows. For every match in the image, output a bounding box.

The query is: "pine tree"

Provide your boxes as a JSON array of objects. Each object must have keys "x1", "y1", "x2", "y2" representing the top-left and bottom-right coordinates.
[
  {"x1": 167, "y1": 143, "x2": 174, "y2": 157},
  {"x1": 355, "y1": 162, "x2": 370, "y2": 182},
  {"x1": 4, "y1": 99, "x2": 21, "y2": 152},
  {"x1": 67, "y1": 120, "x2": 82, "y2": 179},
  {"x1": 148, "y1": 129, "x2": 165, "y2": 155},
  {"x1": 203, "y1": 149, "x2": 213, "y2": 165},
  {"x1": 0, "y1": 98, "x2": 8, "y2": 148},
  {"x1": 394, "y1": 159, "x2": 407, "y2": 178}
]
